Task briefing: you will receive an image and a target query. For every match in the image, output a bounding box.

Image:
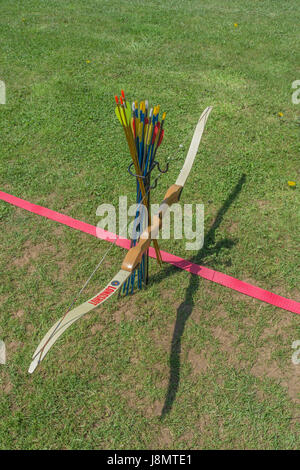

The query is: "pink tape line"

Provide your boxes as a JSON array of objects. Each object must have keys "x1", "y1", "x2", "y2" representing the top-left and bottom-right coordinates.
[{"x1": 1, "y1": 190, "x2": 299, "y2": 315}]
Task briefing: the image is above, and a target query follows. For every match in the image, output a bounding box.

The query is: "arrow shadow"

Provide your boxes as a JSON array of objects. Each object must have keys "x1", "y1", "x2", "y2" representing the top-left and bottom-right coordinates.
[{"x1": 149, "y1": 173, "x2": 247, "y2": 418}]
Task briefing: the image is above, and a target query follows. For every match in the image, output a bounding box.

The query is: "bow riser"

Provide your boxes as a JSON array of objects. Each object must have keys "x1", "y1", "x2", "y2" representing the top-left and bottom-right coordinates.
[{"x1": 121, "y1": 184, "x2": 183, "y2": 272}]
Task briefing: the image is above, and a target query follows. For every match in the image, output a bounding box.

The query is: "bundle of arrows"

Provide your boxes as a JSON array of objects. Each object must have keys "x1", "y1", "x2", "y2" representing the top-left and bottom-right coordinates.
[{"x1": 115, "y1": 90, "x2": 167, "y2": 294}]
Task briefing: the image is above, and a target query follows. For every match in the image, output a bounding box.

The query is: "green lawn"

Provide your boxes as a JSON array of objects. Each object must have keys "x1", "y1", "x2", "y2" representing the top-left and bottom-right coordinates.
[{"x1": 0, "y1": 0, "x2": 299, "y2": 450}]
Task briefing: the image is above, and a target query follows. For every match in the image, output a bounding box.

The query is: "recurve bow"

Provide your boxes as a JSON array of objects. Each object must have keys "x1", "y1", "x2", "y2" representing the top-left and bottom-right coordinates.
[{"x1": 28, "y1": 106, "x2": 212, "y2": 373}]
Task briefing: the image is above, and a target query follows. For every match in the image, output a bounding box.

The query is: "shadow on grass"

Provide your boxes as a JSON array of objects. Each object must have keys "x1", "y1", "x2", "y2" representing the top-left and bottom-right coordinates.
[{"x1": 153, "y1": 173, "x2": 247, "y2": 418}]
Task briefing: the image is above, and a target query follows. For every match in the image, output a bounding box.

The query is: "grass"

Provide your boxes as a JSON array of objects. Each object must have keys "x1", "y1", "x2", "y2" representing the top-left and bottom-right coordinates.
[{"x1": 0, "y1": 0, "x2": 300, "y2": 450}]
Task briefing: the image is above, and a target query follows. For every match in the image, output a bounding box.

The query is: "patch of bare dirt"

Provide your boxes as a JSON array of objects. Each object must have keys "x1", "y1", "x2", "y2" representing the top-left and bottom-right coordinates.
[
  {"x1": 130, "y1": 352, "x2": 139, "y2": 365},
  {"x1": 1, "y1": 377, "x2": 13, "y2": 394},
  {"x1": 144, "y1": 400, "x2": 165, "y2": 419},
  {"x1": 56, "y1": 259, "x2": 73, "y2": 280},
  {"x1": 255, "y1": 389, "x2": 269, "y2": 401},
  {"x1": 179, "y1": 430, "x2": 195, "y2": 447},
  {"x1": 151, "y1": 363, "x2": 169, "y2": 389},
  {"x1": 7, "y1": 341, "x2": 22, "y2": 355},
  {"x1": 52, "y1": 225, "x2": 64, "y2": 238},
  {"x1": 227, "y1": 221, "x2": 239, "y2": 234},
  {"x1": 190, "y1": 307, "x2": 204, "y2": 324},
  {"x1": 151, "y1": 321, "x2": 175, "y2": 352},
  {"x1": 13, "y1": 240, "x2": 56, "y2": 268},
  {"x1": 251, "y1": 345, "x2": 300, "y2": 403},
  {"x1": 198, "y1": 413, "x2": 213, "y2": 433},
  {"x1": 91, "y1": 323, "x2": 104, "y2": 335},
  {"x1": 272, "y1": 284, "x2": 297, "y2": 299},
  {"x1": 113, "y1": 297, "x2": 137, "y2": 324},
  {"x1": 12, "y1": 309, "x2": 25, "y2": 319},
  {"x1": 26, "y1": 323, "x2": 34, "y2": 333},
  {"x1": 212, "y1": 325, "x2": 236, "y2": 354},
  {"x1": 291, "y1": 288, "x2": 300, "y2": 303},
  {"x1": 160, "y1": 289, "x2": 176, "y2": 303},
  {"x1": 260, "y1": 317, "x2": 293, "y2": 340},
  {"x1": 212, "y1": 326, "x2": 245, "y2": 368},
  {"x1": 152, "y1": 427, "x2": 173, "y2": 449},
  {"x1": 1, "y1": 184, "x2": 12, "y2": 191},
  {"x1": 125, "y1": 389, "x2": 164, "y2": 418},
  {"x1": 179, "y1": 413, "x2": 215, "y2": 448},
  {"x1": 193, "y1": 300, "x2": 227, "y2": 325},
  {"x1": 188, "y1": 349, "x2": 208, "y2": 375},
  {"x1": 257, "y1": 200, "x2": 270, "y2": 209},
  {"x1": 281, "y1": 370, "x2": 300, "y2": 402},
  {"x1": 242, "y1": 303, "x2": 264, "y2": 327}
]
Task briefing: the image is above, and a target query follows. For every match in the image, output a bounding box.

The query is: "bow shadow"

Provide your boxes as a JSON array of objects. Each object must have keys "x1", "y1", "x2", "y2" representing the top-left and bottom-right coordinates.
[{"x1": 148, "y1": 174, "x2": 247, "y2": 418}]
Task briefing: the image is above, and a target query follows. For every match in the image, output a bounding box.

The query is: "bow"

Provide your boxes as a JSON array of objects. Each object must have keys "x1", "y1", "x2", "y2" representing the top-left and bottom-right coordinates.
[{"x1": 28, "y1": 106, "x2": 212, "y2": 373}]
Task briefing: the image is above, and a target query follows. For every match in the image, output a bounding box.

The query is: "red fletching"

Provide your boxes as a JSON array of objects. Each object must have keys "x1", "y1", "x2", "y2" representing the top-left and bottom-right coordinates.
[
  {"x1": 115, "y1": 95, "x2": 119, "y2": 104},
  {"x1": 121, "y1": 89, "x2": 125, "y2": 99},
  {"x1": 152, "y1": 125, "x2": 159, "y2": 144},
  {"x1": 158, "y1": 129, "x2": 164, "y2": 147},
  {"x1": 120, "y1": 96, "x2": 123, "y2": 105},
  {"x1": 144, "y1": 118, "x2": 149, "y2": 125}
]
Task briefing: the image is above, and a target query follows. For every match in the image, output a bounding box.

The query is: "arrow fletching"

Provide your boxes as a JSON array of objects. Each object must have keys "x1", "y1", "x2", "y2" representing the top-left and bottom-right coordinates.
[
  {"x1": 115, "y1": 101, "x2": 131, "y2": 126},
  {"x1": 158, "y1": 129, "x2": 164, "y2": 147}
]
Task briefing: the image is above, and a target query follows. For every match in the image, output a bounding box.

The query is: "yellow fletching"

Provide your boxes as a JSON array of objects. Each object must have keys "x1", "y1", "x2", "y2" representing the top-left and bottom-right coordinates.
[
  {"x1": 147, "y1": 124, "x2": 153, "y2": 145},
  {"x1": 115, "y1": 106, "x2": 124, "y2": 125},
  {"x1": 124, "y1": 101, "x2": 131, "y2": 124},
  {"x1": 115, "y1": 102, "x2": 131, "y2": 126},
  {"x1": 162, "y1": 112, "x2": 166, "y2": 120},
  {"x1": 139, "y1": 121, "x2": 143, "y2": 139},
  {"x1": 154, "y1": 105, "x2": 160, "y2": 116},
  {"x1": 144, "y1": 123, "x2": 148, "y2": 144}
]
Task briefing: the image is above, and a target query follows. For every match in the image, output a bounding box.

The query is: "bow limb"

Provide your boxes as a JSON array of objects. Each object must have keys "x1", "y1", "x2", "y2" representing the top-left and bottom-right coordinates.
[
  {"x1": 176, "y1": 106, "x2": 212, "y2": 187},
  {"x1": 28, "y1": 270, "x2": 130, "y2": 373}
]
